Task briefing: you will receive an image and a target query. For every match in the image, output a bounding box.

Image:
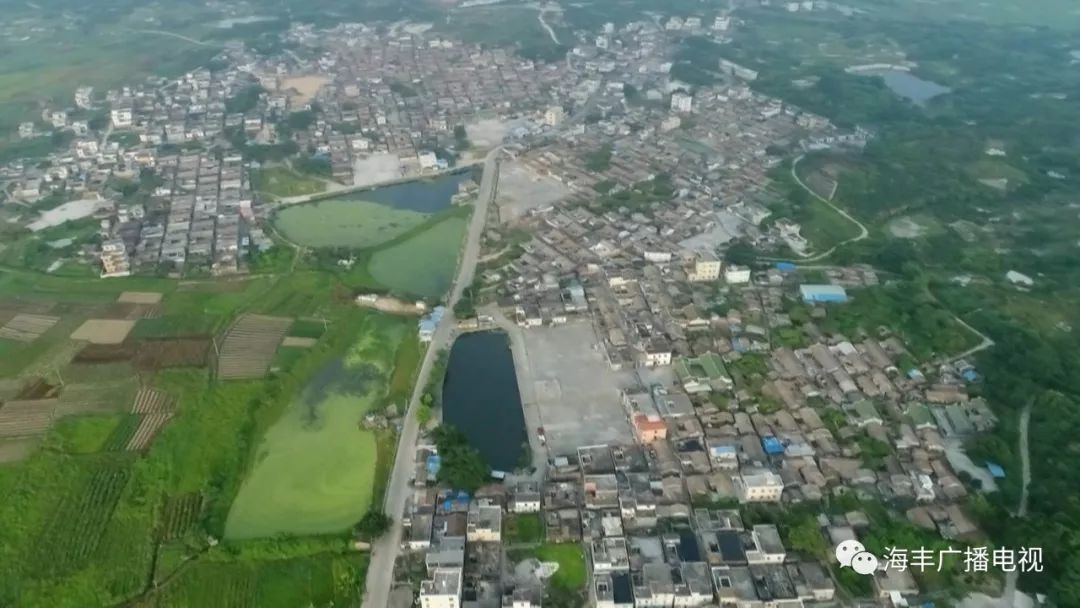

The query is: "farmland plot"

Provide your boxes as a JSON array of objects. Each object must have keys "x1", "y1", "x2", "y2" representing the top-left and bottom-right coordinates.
[
  {"x1": 131, "y1": 387, "x2": 175, "y2": 414},
  {"x1": 127, "y1": 413, "x2": 173, "y2": 451},
  {"x1": 134, "y1": 337, "x2": 211, "y2": 370},
  {"x1": 122, "y1": 387, "x2": 178, "y2": 451},
  {"x1": 118, "y1": 291, "x2": 163, "y2": 305},
  {"x1": 217, "y1": 315, "x2": 292, "y2": 380},
  {"x1": 0, "y1": 398, "x2": 58, "y2": 438},
  {"x1": 100, "y1": 302, "x2": 162, "y2": 321},
  {"x1": 0, "y1": 313, "x2": 60, "y2": 342},
  {"x1": 55, "y1": 380, "x2": 139, "y2": 416},
  {"x1": 73, "y1": 342, "x2": 137, "y2": 364},
  {"x1": 70, "y1": 319, "x2": 136, "y2": 344},
  {"x1": 103, "y1": 414, "x2": 140, "y2": 451},
  {"x1": 30, "y1": 458, "x2": 132, "y2": 577},
  {"x1": 160, "y1": 493, "x2": 203, "y2": 541}
]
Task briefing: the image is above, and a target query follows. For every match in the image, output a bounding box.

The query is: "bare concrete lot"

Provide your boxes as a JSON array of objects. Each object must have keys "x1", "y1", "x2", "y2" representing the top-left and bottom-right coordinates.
[
  {"x1": 496, "y1": 161, "x2": 571, "y2": 223},
  {"x1": 516, "y1": 320, "x2": 634, "y2": 456}
]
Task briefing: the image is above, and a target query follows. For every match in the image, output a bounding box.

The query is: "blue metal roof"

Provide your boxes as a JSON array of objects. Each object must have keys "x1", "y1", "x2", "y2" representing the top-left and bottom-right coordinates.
[{"x1": 762, "y1": 436, "x2": 785, "y2": 455}]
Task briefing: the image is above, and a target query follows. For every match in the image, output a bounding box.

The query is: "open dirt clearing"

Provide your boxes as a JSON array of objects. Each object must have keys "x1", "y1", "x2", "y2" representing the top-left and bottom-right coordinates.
[
  {"x1": 0, "y1": 313, "x2": 60, "y2": 342},
  {"x1": 352, "y1": 153, "x2": 405, "y2": 188},
  {"x1": 118, "y1": 292, "x2": 163, "y2": 305},
  {"x1": 217, "y1": 315, "x2": 293, "y2": 380},
  {"x1": 27, "y1": 198, "x2": 104, "y2": 232},
  {"x1": 280, "y1": 75, "x2": 329, "y2": 106},
  {"x1": 496, "y1": 161, "x2": 571, "y2": 222},
  {"x1": 70, "y1": 319, "x2": 136, "y2": 345}
]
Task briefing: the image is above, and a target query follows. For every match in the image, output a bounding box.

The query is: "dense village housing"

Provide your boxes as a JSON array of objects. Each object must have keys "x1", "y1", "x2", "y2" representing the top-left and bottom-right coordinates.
[{"x1": 0, "y1": 6, "x2": 1008, "y2": 608}]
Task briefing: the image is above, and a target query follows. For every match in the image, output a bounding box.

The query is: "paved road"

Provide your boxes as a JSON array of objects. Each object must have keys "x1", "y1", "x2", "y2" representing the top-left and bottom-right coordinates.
[
  {"x1": 361, "y1": 147, "x2": 501, "y2": 608},
  {"x1": 787, "y1": 154, "x2": 869, "y2": 262},
  {"x1": 484, "y1": 305, "x2": 548, "y2": 482}
]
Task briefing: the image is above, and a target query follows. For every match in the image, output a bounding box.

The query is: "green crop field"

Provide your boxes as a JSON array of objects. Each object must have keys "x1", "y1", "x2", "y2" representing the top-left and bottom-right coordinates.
[
  {"x1": 224, "y1": 314, "x2": 408, "y2": 539},
  {"x1": 153, "y1": 552, "x2": 367, "y2": 608},
  {"x1": 368, "y1": 215, "x2": 467, "y2": 297},
  {"x1": 274, "y1": 199, "x2": 430, "y2": 248}
]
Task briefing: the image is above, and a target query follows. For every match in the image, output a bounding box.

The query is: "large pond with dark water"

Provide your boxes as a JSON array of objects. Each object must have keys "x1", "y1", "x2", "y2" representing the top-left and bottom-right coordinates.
[{"x1": 441, "y1": 331, "x2": 527, "y2": 472}]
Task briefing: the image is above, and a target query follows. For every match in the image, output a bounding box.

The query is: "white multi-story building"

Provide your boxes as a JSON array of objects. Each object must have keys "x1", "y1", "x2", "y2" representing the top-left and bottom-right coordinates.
[
  {"x1": 544, "y1": 106, "x2": 565, "y2": 127},
  {"x1": 670, "y1": 92, "x2": 693, "y2": 113},
  {"x1": 111, "y1": 107, "x2": 133, "y2": 128},
  {"x1": 688, "y1": 257, "x2": 721, "y2": 282},
  {"x1": 100, "y1": 239, "x2": 132, "y2": 278},
  {"x1": 420, "y1": 568, "x2": 462, "y2": 608},
  {"x1": 734, "y1": 470, "x2": 784, "y2": 503},
  {"x1": 725, "y1": 265, "x2": 751, "y2": 284},
  {"x1": 75, "y1": 86, "x2": 94, "y2": 109}
]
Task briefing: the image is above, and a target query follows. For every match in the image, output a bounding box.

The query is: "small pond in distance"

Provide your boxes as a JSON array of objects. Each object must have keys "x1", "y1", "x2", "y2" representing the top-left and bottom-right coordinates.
[{"x1": 863, "y1": 69, "x2": 951, "y2": 105}]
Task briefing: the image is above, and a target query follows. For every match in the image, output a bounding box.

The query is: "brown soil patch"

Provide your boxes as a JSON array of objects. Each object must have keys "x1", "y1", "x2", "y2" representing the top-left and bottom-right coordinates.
[
  {"x1": 280, "y1": 74, "x2": 329, "y2": 105},
  {"x1": 70, "y1": 319, "x2": 136, "y2": 345},
  {"x1": 133, "y1": 338, "x2": 211, "y2": 370},
  {"x1": 74, "y1": 343, "x2": 137, "y2": 364},
  {"x1": 118, "y1": 291, "x2": 163, "y2": 305},
  {"x1": 14, "y1": 377, "x2": 62, "y2": 400}
]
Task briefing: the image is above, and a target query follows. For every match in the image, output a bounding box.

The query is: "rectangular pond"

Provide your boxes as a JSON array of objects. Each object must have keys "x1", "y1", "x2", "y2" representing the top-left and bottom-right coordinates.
[{"x1": 441, "y1": 330, "x2": 527, "y2": 472}]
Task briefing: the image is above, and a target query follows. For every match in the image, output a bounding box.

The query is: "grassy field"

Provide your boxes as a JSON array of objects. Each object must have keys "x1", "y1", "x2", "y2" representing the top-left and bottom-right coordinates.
[
  {"x1": 274, "y1": 199, "x2": 430, "y2": 248},
  {"x1": 504, "y1": 513, "x2": 544, "y2": 545},
  {"x1": 151, "y1": 552, "x2": 368, "y2": 608},
  {"x1": 251, "y1": 167, "x2": 327, "y2": 198},
  {"x1": 224, "y1": 314, "x2": 408, "y2": 539},
  {"x1": 368, "y1": 215, "x2": 467, "y2": 297},
  {"x1": 533, "y1": 543, "x2": 587, "y2": 590}
]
